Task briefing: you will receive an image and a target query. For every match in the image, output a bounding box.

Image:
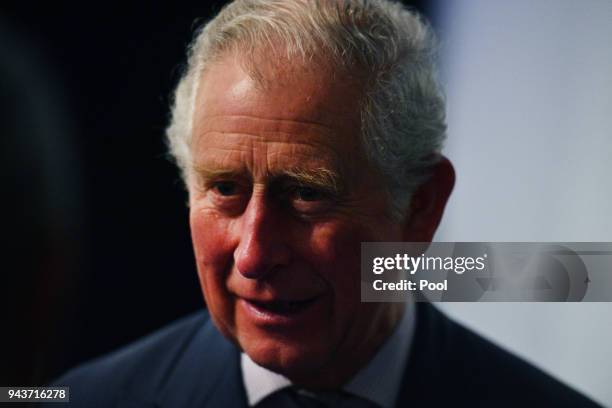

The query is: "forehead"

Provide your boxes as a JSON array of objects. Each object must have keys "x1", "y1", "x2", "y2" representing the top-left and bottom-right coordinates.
[
  {"x1": 195, "y1": 54, "x2": 364, "y2": 126},
  {"x1": 191, "y1": 55, "x2": 367, "y2": 176}
]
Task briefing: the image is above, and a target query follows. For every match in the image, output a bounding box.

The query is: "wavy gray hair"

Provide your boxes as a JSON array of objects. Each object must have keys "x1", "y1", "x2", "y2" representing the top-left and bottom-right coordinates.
[{"x1": 166, "y1": 0, "x2": 446, "y2": 219}]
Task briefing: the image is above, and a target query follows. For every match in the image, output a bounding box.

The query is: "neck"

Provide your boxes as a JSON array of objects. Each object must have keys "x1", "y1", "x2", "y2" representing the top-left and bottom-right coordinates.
[{"x1": 287, "y1": 302, "x2": 405, "y2": 390}]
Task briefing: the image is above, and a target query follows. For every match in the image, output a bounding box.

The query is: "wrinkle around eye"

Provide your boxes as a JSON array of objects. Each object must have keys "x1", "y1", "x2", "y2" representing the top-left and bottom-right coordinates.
[
  {"x1": 213, "y1": 180, "x2": 240, "y2": 196},
  {"x1": 200, "y1": 180, "x2": 251, "y2": 215},
  {"x1": 291, "y1": 200, "x2": 333, "y2": 216},
  {"x1": 284, "y1": 188, "x2": 336, "y2": 216}
]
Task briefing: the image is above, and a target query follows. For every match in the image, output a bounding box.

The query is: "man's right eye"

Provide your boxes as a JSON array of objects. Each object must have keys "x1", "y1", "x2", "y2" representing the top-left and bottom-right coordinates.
[
  {"x1": 213, "y1": 181, "x2": 238, "y2": 196},
  {"x1": 204, "y1": 180, "x2": 250, "y2": 214}
]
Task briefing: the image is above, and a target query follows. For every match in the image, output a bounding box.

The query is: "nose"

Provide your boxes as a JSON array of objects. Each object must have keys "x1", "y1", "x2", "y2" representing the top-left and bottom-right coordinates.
[{"x1": 234, "y1": 192, "x2": 291, "y2": 279}]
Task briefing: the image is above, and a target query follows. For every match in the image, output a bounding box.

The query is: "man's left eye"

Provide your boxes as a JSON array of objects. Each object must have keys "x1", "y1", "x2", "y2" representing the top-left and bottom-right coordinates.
[
  {"x1": 294, "y1": 186, "x2": 324, "y2": 202},
  {"x1": 286, "y1": 186, "x2": 334, "y2": 215}
]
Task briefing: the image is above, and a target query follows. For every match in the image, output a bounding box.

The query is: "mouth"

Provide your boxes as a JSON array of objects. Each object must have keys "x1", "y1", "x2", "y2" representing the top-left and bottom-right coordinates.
[
  {"x1": 239, "y1": 296, "x2": 322, "y2": 324},
  {"x1": 247, "y1": 298, "x2": 318, "y2": 315}
]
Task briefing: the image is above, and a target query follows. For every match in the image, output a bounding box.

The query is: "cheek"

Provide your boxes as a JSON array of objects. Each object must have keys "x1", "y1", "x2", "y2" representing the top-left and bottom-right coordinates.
[
  {"x1": 307, "y1": 221, "x2": 365, "y2": 305},
  {"x1": 306, "y1": 218, "x2": 399, "y2": 314},
  {"x1": 190, "y1": 212, "x2": 235, "y2": 268},
  {"x1": 190, "y1": 210, "x2": 237, "y2": 331}
]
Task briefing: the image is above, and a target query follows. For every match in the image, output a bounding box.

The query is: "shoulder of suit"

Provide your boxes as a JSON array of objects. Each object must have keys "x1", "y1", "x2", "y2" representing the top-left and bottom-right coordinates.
[
  {"x1": 416, "y1": 305, "x2": 601, "y2": 407},
  {"x1": 50, "y1": 310, "x2": 213, "y2": 406}
]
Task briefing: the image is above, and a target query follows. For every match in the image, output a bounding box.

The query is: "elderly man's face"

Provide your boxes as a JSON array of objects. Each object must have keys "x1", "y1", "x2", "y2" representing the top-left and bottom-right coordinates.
[{"x1": 188, "y1": 55, "x2": 404, "y2": 385}]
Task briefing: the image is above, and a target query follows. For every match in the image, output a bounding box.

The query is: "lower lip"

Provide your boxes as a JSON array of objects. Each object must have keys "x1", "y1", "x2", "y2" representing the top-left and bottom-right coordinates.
[{"x1": 239, "y1": 297, "x2": 321, "y2": 326}]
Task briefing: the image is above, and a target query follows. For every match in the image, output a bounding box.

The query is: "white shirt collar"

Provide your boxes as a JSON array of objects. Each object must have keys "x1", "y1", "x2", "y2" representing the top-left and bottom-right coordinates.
[{"x1": 241, "y1": 301, "x2": 416, "y2": 407}]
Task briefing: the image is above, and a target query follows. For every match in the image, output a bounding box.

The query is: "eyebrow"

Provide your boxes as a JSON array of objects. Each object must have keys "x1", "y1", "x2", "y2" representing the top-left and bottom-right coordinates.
[
  {"x1": 192, "y1": 166, "x2": 247, "y2": 182},
  {"x1": 192, "y1": 165, "x2": 345, "y2": 195},
  {"x1": 283, "y1": 167, "x2": 344, "y2": 194}
]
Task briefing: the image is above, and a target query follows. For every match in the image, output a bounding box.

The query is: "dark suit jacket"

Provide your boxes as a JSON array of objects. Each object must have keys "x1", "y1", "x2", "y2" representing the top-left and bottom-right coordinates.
[{"x1": 48, "y1": 303, "x2": 601, "y2": 407}]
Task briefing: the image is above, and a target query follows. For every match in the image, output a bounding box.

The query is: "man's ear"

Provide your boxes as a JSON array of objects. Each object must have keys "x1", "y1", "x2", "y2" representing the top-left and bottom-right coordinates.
[{"x1": 401, "y1": 156, "x2": 455, "y2": 242}]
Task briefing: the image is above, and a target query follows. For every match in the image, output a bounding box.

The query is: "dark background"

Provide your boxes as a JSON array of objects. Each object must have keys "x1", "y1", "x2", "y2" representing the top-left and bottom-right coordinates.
[{"x1": 0, "y1": 0, "x2": 428, "y2": 386}]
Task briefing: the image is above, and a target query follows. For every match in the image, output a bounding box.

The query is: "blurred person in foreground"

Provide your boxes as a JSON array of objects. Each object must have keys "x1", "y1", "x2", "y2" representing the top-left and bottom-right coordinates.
[{"x1": 51, "y1": 1, "x2": 600, "y2": 407}]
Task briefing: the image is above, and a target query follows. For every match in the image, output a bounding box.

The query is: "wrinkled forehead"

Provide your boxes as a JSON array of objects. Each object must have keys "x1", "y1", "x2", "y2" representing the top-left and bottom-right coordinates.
[
  {"x1": 194, "y1": 52, "x2": 365, "y2": 135},
  {"x1": 189, "y1": 52, "x2": 376, "y2": 185}
]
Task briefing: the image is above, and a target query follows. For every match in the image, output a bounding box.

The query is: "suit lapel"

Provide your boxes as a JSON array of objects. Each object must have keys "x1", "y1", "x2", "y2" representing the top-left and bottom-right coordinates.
[
  {"x1": 157, "y1": 316, "x2": 248, "y2": 408},
  {"x1": 394, "y1": 303, "x2": 447, "y2": 407}
]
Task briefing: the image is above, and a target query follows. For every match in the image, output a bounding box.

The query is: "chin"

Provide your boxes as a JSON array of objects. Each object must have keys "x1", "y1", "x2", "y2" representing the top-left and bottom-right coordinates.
[{"x1": 241, "y1": 335, "x2": 331, "y2": 379}]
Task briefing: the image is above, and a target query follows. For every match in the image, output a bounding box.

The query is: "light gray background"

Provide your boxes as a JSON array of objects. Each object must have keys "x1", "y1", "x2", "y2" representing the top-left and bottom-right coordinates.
[{"x1": 433, "y1": 0, "x2": 612, "y2": 405}]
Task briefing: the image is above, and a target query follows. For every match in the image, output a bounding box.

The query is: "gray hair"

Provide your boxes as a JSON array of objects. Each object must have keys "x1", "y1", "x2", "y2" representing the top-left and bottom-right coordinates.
[{"x1": 166, "y1": 0, "x2": 446, "y2": 219}]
